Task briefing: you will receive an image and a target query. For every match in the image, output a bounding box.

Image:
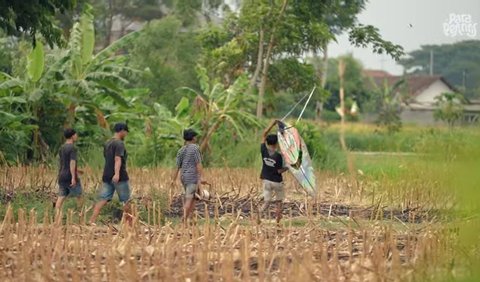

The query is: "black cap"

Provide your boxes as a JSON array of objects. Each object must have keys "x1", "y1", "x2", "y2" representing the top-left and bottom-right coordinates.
[
  {"x1": 183, "y1": 129, "x2": 198, "y2": 141},
  {"x1": 64, "y1": 128, "x2": 77, "y2": 139},
  {"x1": 114, "y1": 122, "x2": 129, "y2": 133}
]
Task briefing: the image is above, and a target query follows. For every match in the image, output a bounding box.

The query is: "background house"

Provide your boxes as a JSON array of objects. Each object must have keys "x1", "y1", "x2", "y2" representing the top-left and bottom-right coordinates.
[{"x1": 364, "y1": 70, "x2": 480, "y2": 125}]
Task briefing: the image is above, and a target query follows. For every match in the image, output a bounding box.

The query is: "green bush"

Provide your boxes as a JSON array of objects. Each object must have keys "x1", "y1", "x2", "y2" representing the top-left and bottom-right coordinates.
[{"x1": 321, "y1": 110, "x2": 340, "y2": 122}]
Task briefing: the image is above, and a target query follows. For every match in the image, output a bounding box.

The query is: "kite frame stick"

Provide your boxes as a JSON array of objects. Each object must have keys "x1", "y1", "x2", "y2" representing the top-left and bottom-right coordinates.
[
  {"x1": 280, "y1": 87, "x2": 314, "y2": 121},
  {"x1": 296, "y1": 86, "x2": 316, "y2": 124}
]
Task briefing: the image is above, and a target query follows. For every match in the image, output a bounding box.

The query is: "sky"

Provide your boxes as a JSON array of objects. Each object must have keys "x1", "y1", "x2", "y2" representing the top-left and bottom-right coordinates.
[{"x1": 328, "y1": 0, "x2": 480, "y2": 75}]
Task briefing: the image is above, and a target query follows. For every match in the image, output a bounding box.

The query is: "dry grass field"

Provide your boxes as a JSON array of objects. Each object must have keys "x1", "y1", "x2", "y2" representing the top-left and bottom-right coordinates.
[{"x1": 0, "y1": 166, "x2": 470, "y2": 281}]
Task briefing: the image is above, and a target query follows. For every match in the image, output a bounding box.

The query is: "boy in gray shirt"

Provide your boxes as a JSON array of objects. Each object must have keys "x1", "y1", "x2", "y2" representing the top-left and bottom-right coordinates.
[{"x1": 171, "y1": 129, "x2": 208, "y2": 223}]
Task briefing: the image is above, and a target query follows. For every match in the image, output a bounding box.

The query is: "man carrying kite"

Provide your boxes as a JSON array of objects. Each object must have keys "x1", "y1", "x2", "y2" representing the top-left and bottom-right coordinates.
[{"x1": 259, "y1": 120, "x2": 288, "y2": 224}]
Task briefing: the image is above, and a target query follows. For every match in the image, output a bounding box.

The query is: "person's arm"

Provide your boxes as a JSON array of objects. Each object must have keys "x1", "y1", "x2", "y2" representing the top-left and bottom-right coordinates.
[
  {"x1": 278, "y1": 167, "x2": 288, "y2": 174},
  {"x1": 112, "y1": 157, "x2": 121, "y2": 183},
  {"x1": 171, "y1": 168, "x2": 180, "y2": 185},
  {"x1": 262, "y1": 119, "x2": 278, "y2": 143},
  {"x1": 171, "y1": 148, "x2": 182, "y2": 185},
  {"x1": 197, "y1": 162, "x2": 205, "y2": 184},
  {"x1": 112, "y1": 142, "x2": 125, "y2": 183},
  {"x1": 70, "y1": 159, "x2": 77, "y2": 186},
  {"x1": 277, "y1": 154, "x2": 288, "y2": 174},
  {"x1": 69, "y1": 148, "x2": 77, "y2": 186}
]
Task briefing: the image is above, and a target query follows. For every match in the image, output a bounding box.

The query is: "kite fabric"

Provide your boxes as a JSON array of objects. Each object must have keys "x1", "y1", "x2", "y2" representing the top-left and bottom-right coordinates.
[{"x1": 277, "y1": 121, "x2": 317, "y2": 196}]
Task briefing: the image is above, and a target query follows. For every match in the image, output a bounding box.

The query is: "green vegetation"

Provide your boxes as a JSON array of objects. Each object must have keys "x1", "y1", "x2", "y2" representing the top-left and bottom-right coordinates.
[
  {"x1": 0, "y1": 0, "x2": 77, "y2": 46},
  {"x1": 1, "y1": 2, "x2": 480, "y2": 280}
]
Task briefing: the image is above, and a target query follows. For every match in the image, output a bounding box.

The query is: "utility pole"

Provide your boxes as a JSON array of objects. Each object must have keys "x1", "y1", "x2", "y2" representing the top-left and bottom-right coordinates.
[
  {"x1": 338, "y1": 59, "x2": 355, "y2": 175},
  {"x1": 338, "y1": 59, "x2": 346, "y2": 151},
  {"x1": 429, "y1": 49, "x2": 434, "y2": 75}
]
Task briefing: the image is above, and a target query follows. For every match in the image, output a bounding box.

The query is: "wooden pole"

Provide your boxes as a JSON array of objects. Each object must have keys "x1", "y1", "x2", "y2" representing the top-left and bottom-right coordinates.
[{"x1": 338, "y1": 59, "x2": 356, "y2": 175}]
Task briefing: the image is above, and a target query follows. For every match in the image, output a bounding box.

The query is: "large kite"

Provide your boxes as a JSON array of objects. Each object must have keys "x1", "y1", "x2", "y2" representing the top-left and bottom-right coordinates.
[{"x1": 277, "y1": 87, "x2": 317, "y2": 196}]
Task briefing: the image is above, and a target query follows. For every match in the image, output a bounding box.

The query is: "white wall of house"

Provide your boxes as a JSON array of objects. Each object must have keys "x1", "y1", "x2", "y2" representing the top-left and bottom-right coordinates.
[
  {"x1": 414, "y1": 80, "x2": 453, "y2": 104},
  {"x1": 400, "y1": 109, "x2": 438, "y2": 125}
]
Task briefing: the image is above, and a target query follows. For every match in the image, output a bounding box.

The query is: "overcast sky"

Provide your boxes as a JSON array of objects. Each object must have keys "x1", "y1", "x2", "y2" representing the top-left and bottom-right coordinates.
[{"x1": 328, "y1": 0, "x2": 480, "y2": 75}]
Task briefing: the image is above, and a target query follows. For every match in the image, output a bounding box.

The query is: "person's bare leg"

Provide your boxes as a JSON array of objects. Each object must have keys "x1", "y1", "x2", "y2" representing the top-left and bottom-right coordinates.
[
  {"x1": 183, "y1": 198, "x2": 196, "y2": 224},
  {"x1": 54, "y1": 196, "x2": 66, "y2": 224},
  {"x1": 275, "y1": 201, "x2": 283, "y2": 224},
  {"x1": 122, "y1": 202, "x2": 133, "y2": 226},
  {"x1": 89, "y1": 200, "x2": 108, "y2": 224},
  {"x1": 76, "y1": 197, "x2": 84, "y2": 215},
  {"x1": 255, "y1": 201, "x2": 270, "y2": 224},
  {"x1": 261, "y1": 202, "x2": 270, "y2": 213}
]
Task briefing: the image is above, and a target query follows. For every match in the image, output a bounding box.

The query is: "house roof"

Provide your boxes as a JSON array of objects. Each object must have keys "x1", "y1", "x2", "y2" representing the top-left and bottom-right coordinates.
[{"x1": 363, "y1": 70, "x2": 456, "y2": 97}]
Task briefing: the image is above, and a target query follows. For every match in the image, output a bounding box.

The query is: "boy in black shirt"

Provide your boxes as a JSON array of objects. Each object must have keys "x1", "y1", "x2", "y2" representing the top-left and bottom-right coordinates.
[
  {"x1": 89, "y1": 123, "x2": 132, "y2": 225},
  {"x1": 259, "y1": 120, "x2": 288, "y2": 223},
  {"x1": 55, "y1": 128, "x2": 83, "y2": 221}
]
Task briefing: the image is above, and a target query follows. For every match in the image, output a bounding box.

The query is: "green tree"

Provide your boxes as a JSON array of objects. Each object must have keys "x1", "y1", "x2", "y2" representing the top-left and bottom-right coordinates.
[
  {"x1": 0, "y1": 0, "x2": 78, "y2": 47},
  {"x1": 399, "y1": 40, "x2": 480, "y2": 98},
  {"x1": 434, "y1": 92, "x2": 465, "y2": 128},
  {"x1": 129, "y1": 16, "x2": 201, "y2": 109},
  {"x1": 370, "y1": 78, "x2": 406, "y2": 133},
  {"x1": 206, "y1": 0, "x2": 404, "y2": 118},
  {"x1": 0, "y1": 93, "x2": 37, "y2": 164},
  {"x1": 266, "y1": 58, "x2": 320, "y2": 117}
]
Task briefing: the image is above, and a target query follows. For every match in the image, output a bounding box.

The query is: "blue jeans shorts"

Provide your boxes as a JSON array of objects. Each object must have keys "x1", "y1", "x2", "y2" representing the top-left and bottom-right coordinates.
[
  {"x1": 99, "y1": 181, "x2": 131, "y2": 203},
  {"x1": 58, "y1": 182, "x2": 83, "y2": 197}
]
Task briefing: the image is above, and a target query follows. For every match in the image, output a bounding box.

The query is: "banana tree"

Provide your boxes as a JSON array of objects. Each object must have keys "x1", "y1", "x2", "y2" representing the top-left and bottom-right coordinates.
[
  {"x1": 0, "y1": 95, "x2": 37, "y2": 164},
  {"x1": 51, "y1": 5, "x2": 140, "y2": 128},
  {"x1": 0, "y1": 40, "x2": 53, "y2": 160},
  {"x1": 369, "y1": 77, "x2": 407, "y2": 133},
  {"x1": 180, "y1": 66, "x2": 260, "y2": 154},
  {"x1": 0, "y1": 5, "x2": 144, "y2": 160}
]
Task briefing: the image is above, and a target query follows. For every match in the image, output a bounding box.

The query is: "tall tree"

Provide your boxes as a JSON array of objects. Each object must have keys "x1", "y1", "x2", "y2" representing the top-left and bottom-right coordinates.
[
  {"x1": 0, "y1": 0, "x2": 78, "y2": 47},
  {"x1": 230, "y1": 0, "x2": 404, "y2": 118},
  {"x1": 130, "y1": 16, "x2": 201, "y2": 109}
]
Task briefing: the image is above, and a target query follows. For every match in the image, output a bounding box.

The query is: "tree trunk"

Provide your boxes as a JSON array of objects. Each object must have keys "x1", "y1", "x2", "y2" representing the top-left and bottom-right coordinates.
[
  {"x1": 321, "y1": 44, "x2": 328, "y2": 88},
  {"x1": 248, "y1": 29, "x2": 264, "y2": 94},
  {"x1": 200, "y1": 117, "x2": 224, "y2": 153},
  {"x1": 256, "y1": 33, "x2": 275, "y2": 118},
  {"x1": 105, "y1": 0, "x2": 114, "y2": 48},
  {"x1": 255, "y1": 0, "x2": 289, "y2": 118},
  {"x1": 338, "y1": 59, "x2": 346, "y2": 151},
  {"x1": 338, "y1": 59, "x2": 356, "y2": 174},
  {"x1": 315, "y1": 44, "x2": 329, "y2": 120}
]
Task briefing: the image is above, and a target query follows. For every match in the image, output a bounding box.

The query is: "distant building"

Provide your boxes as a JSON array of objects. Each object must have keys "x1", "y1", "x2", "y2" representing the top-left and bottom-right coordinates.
[{"x1": 364, "y1": 70, "x2": 480, "y2": 125}]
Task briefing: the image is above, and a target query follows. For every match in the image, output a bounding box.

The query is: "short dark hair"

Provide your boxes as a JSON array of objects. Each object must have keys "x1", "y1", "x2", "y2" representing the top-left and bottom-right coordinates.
[
  {"x1": 64, "y1": 128, "x2": 76, "y2": 139},
  {"x1": 183, "y1": 129, "x2": 198, "y2": 141},
  {"x1": 114, "y1": 122, "x2": 129, "y2": 133},
  {"x1": 266, "y1": 134, "x2": 278, "y2": 145}
]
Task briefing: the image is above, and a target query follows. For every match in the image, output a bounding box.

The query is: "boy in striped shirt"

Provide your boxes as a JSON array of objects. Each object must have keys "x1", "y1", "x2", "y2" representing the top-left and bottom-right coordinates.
[{"x1": 171, "y1": 129, "x2": 208, "y2": 223}]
